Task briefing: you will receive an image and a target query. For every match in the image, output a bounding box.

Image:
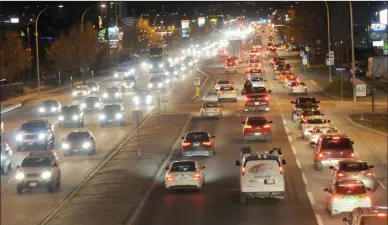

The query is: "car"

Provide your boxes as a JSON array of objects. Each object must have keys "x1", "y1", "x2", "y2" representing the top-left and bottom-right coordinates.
[
  {"x1": 291, "y1": 97, "x2": 320, "y2": 122},
  {"x1": 299, "y1": 107, "x2": 322, "y2": 124},
  {"x1": 242, "y1": 116, "x2": 273, "y2": 142},
  {"x1": 164, "y1": 160, "x2": 205, "y2": 190},
  {"x1": 246, "y1": 64, "x2": 263, "y2": 74},
  {"x1": 15, "y1": 120, "x2": 55, "y2": 151},
  {"x1": 342, "y1": 206, "x2": 388, "y2": 225},
  {"x1": 217, "y1": 86, "x2": 237, "y2": 102},
  {"x1": 72, "y1": 85, "x2": 91, "y2": 100},
  {"x1": 329, "y1": 160, "x2": 376, "y2": 190},
  {"x1": 164, "y1": 66, "x2": 180, "y2": 81},
  {"x1": 313, "y1": 134, "x2": 356, "y2": 171},
  {"x1": 61, "y1": 130, "x2": 96, "y2": 156},
  {"x1": 99, "y1": 104, "x2": 125, "y2": 127},
  {"x1": 102, "y1": 87, "x2": 122, "y2": 101},
  {"x1": 241, "y1": 85, "x2": 271, "y2": 96},
  {"x1": 214, "y1": 79, "x2": 233, "y2": 91},
  {"x1": 301, "y1": 115, "x2": 331, "y2": 139},
  {"x1": 270, "y1": 57, "x2": 284, "y2": 65},
  {"x1": 181, "y1": 131, "x2": 215, "y2": 157},
  {"x1": 309, "y1": 125, "x2": 338, "y2": 146},
  {"x1": 323, "y1": 180, "x2": 372, "y2": 217},
  {"x1": 200, "y1": 101, "x2": 223, "y2": 119},
  {"x1": 247, "y1": 57, "x2": 261, "y2": 68},
  {"x1": 86, "y1": 82, "x2": 100, "y2": 93},
  {"x1": 1, "y1": 142, "x2": 13, "y2": 174},
  {"x1": 273, "y1": 61, "x2": 285, "y2": 71},
  {"x1": 284, "y1": 75, "x2": 299, "y2": 88},
  {"x1": 80, "y1": 96, "x2": 103, "y2": 111},
  {"x1": 123, "y1": 76, "x2": 138, "y2": 89},
  {"x1": 235, "y1": 147, "x2": 286, "y2": 204},
  {"x1": 224, "y1": 58, "x2": 238, "y2": 74},
  {"x1": 148, "y1": 59, "x2": 166, "y2": 73},
  {"x1": 248, "y1": 48, "x2": 260, "y2": 57},
  {"x1": 289, "y1": 81, "x2": 307, "y2": 95},
  {"x1": 183, "y1": 56, "x2": 195, "y2": 69},
  {"x1": 148, "y1": 76, "x2": 167, "y2": 90},
  {"x1": 132, "y1": 89, "x2": 154, "y2": 105},
  {"x1": 249, "y1": 76, "x2": 266, "y2": 88},
  {"x1": 114, "y1": 68, "x2": 134, "y2": 80},
  {"x1": 58, "y1": 105, "x2": 84, "y2": 128},
  {"x1": 244, "y1": 94, "x2": 270, "y2": 112},
  {"x1": 38, "y1": 100, "x2": 62, "y2": 116},
  {"x1": 15, "y1": 151, "x2": 61, "y2": 194}
]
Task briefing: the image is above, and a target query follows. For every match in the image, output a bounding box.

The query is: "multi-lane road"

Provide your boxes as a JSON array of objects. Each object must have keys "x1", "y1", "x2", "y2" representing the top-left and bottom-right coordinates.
[{"x1": 1, "y1": 50, "x2": 386, "y2": 225}]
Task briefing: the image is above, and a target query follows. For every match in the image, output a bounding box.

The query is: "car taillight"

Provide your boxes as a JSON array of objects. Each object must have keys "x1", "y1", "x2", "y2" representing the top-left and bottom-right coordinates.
[
  {"x1": 362, "y1": 195, "x2": 371, "y2": 201},
  {"x1": 262, "y1": 124, "x2": 270, "y2": 128},
  {"x1": 350, "y1": 153, "x2": 355, "y2": 157},
  {"x1": 166, "y1": 174, "x2": 173, "y2": 181},
  {"x1": 280, "y1": 167, "x2": 284, "y2": 174},
  {"x1": 241, "y1": 167, "x2": 245, "y2": 175},
  {"x1": 264, "y1": 96, "x2": 269, "y2": 101},
  {"x1": 336, "y1": 172, "x2": 347, "y2": 177},
  {"x1": 364, "y1": 171, "x2": 374, "y2": 177},
  {"x1": 244, "y1": 125, "x2": 252, "y2": 129},
  {"x1": 318, "y1": 152, "x2": 324, "y2": 158},
  {"x1": 192, "y1": 173, "x2": 201, "y2": 180},
  {"x1": 245, "y1": 96, "x2": 250, "y2": 101},
  {"x1": 202, "y1": 141, "x2": 212, "y2": 146},
  {"x1": 182, "y1": 142, "x2": 191, "y2": 147},
  {"x1": 333, "y1": 195, "x2": 344, "y2": 201},
  {"x1": 378, "y1": 213, "x2": 387, "y2": 217}
]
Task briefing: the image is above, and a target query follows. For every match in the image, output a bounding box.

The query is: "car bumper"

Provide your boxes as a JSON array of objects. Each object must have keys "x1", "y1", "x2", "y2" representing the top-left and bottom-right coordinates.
[
  {"x1": 17, "y1": 139, "x2": 46, "y2": 146},
  {"x1": 290, "y1": 89, "x2": 307, "y2": 93},
  {"x1": 331, "y1": 201, "x2": 372, "y2": 214},
  {"x1": 202, "y1": 111, "x2": 221, "y2": 117},
  {"x1": 225, "y1": 67, "x2": 237, "y2": 72},
  {"x1": 218, "y1": 95, "x2": 237, "y2": 100},
  {"x1": 63, "y1": 147, "x2": 93, "y2": 154},
  {"x1": 245, "y1": 105, "x2": 270, "y2": 111},
  {"x1": 17, "y1": 178, "x2": 54, "y2": 188},
  {"x1": 165, "y1": 180, "x2": 201, "y2": 189},
  {"x1": 318, "y1": 158, "x2": 351, "y2": 167},
  {"x1": 182, "y1": 148, "x2": 212, "y2": 156},
  {"x1": 241, "y1": 190, "x2": 285, "y2": 198},
  {"x1": 59, "y1": 119, "x2": 81, "y2": 124},
  {"x1": 100, "y1": 118, "x2": 122, "y2": 124},
  {"x1": 244, "y1": 133, "x2": 271, "y2": 140}
]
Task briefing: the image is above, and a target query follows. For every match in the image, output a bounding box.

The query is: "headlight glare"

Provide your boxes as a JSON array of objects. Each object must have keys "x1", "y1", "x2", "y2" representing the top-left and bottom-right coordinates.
[
  {"x1": 38, "y1": 133, "x2": 46, "y2": 140},
  {"x1": 58, "y1": 115, "x2": 64, "y2": 121},
  {"x1": 83, "y1": 142, "x2": 91, "y2": 148},
  {"x1": 15, "y1": 172, "x2": 25, "y2": 180},
  {"x1": 99, "y1": 114, "x2": 106, "y2": 120},
  {"x1": 72, "y1": 115, "x2": 79, "y2": 120},
  {"x1": 16, "y1": 134, "x2": 23, "y2": 141},
  {"x1": 62, "y1": 143, "x2": 70, "y2": 149},
  {"x1": 41, "y1": 171, "x2": 52, "y2": 179},
  {"x1": 116, "y1": 113, "x2": 122, "y2": 119},
  {"x1": 39, "y1": 107, "x2": 45, "y2": 112}
]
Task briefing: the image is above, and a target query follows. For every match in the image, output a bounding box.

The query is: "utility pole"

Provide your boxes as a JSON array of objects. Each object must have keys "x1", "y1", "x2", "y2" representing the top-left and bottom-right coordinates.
[
  {"x1": 324, "y1": 1, "x2": 332, "y2": 83},
  {"x1": 349, "y1": 1, "x2": 356, "y2": 102}
]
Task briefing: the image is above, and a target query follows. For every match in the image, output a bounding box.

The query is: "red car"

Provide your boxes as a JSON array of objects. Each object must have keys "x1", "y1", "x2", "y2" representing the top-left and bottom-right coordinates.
[{"x1": 242, "y1": 116, "x2": 273, "y2": 143}]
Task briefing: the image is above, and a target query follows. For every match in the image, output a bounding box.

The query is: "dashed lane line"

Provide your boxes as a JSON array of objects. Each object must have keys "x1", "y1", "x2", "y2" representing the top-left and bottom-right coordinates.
[
  {"x1": 307, "y1": 191, "x2": 316, "y2": 206},
  {"x1": 302, "y1": 172, "x2": 308, "y2": 185}
]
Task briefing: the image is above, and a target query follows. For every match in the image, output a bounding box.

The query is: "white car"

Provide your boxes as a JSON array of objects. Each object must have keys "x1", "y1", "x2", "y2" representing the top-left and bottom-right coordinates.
[
  {"x1": 200, "y1": 101, "x2": 223, "y2": 119},
  {"x1": 324, "y1": 180, "x2": 372, "y2": 217},
  {"x1": 165, "y1": 160, "x2": 205, "y2": 190},
  {"x1": 72, "y1": 85, "x2": 91, "y2": 99},
  {"x1": 284, "y1": 77, "x2": 299, "y2": 88},
  {"x1": 250, "y1": 76, "x2": 266, "y2": 88},
  {"x1": 301, "y1": 115, "x2": 331, "y2": 139},
  {"x1": 217, "y1": 86, "x2": 237, "y2": 102},
  {"x1": 289, "y1": 81, "x2": 307, "y2": 95},
  {"x1": 309, "y1": 125, "x2": 338, "y2": 146},
  {"x1": 235, "y1": 147, "x2": 287, "y2": 204}
]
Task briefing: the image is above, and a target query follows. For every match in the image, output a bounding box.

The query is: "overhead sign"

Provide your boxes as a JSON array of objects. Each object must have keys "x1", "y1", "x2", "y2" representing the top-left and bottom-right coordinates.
[
  {"x1": 355, "y1": 84, "x2": 367, "y2": 97},
  {"x1": 160, "y1": 97, "x2": 168, "y2": 105},
  {"x1": 10, "y1": 18, "x2": 19, "y2": 24},
  {"x1": 198, "y1": 17, "x2": 205, "y2": 27},
  {"x1": 194, "y1": 77, "x2": 200, "y2": 86},
  {"x1": 181, "y1": 20, "x2": 190, "y2": 38},
  {"x1": 380, "y1": 9, "x2": 387, "y2": 25},
  {"x1": 373, "y1": 40, "x2": 384, "y2": 47},
  {"x1": 336, "y1": 68, "x2": 346, "y2": 71},
  {"x1": 370, "y1": 23, "x2": 386, "y2": 31}
]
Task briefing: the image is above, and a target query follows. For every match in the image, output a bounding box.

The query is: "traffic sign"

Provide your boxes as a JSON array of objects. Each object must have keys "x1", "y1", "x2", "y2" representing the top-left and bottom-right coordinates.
[
  {"x1": 195, "y1": 87, "x2": 200, "y2": 96},
  {"x1": 355, "y1": 84, "x2": 367, "y2": 97},
  {"x1": 336, "y1": 68, "x2": 346, "y2": 71},
  {"x1": 160, "y1": 97, "x2": 169, "y2": 105},
  {"x1": 194, "y1": 77, "x2": 200, "y2": 86},
  {"x1": 302, "y1": 58, "x2": 308, "y2": 65},
  {"x1": 328, "y1": 51, "x2": 334, "y2": 58},
  {"x1": 326, "y1": 58, "x2": 334, "y2": 66}
]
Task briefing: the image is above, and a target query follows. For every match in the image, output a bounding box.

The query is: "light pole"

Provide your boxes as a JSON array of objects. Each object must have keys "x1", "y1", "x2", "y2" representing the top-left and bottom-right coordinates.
[
  {"x1": 349, "y1": 1, "x2": 356, "y2": 102},
  {"x1": 35, "y1": 5, "x2": 63, "y2": 96},
  {"x1": 324, "y1": 1, "x2": 332, "y2": 83},
  {"x1": 115, "y1": 15, "x2": 121, "y2": 67}
]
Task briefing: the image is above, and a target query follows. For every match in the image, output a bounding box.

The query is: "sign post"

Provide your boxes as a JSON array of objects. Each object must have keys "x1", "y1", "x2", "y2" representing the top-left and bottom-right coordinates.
[
  {"x1": 132, "y1": 110, "x2": 143, "y2": 156},
  {"x1": 336, "y1": 67, "x2": 346, "y2": 101},
  {"x1": 160, "y1": 97, "x2": 168, "y2": 114},
  {"x1": 302, "y1": 55, "x2": 308, "y2": 74},
  {"x1": 194, "y1": 77, "x2": 201, "y2": 97},
  {"x1": 355, "y1": 84, "x2": 367, "y2": 120}
]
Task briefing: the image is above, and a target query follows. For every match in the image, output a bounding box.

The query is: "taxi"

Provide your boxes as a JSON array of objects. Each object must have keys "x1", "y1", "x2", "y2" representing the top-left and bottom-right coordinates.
[
  {"x1": 330, "y1": 160, "x2": 376, "y2": 190},
  {"x1": 324, "y1": 180, "x2": 372, "y2": 217},
  {"x1": 342, "y1": 206, "x2": 387, "y2": 225}
]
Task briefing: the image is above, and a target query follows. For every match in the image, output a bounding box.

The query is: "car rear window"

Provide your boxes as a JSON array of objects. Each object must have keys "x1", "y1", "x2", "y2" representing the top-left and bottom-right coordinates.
[
  {"x1": 170, "y1": 161, "x2": 196, "y2": 172},
  {"x1": 360, "y1": 216, "x2": 387, "y2": 225},
  {"x1": 220, "y1": 86, "x2": 234, "y2": 91},
  {"x1": 336, "y1": 185, "x2": 367, "y2": 195},
  {"x1": 297, "y1": 98, "x2": 318, "y2": 104},
  {"x1": 203, "y1": 102, "x2": 218, "y2": 108},
  {"x1": 339, "y1": 162, "x2": 369, "y2": 171},
  {"x1": 186, "y1": 132, "x2": 209, "y2": 141},
  {"x1": 218, "y1": 80, "x2": 230, "y2": 85},
  {"x1": 248, "y1": 118, "x2": 267, "y2": 126},
  {"x1": 307, "y1": 119, "x2": 327, "y2": 124},
  {"x1": 321, "y1": 138, "x2": 353, "y2": 149},
  {"x1": 251, "y1": 77, "x2": 264, "y2": 81}
]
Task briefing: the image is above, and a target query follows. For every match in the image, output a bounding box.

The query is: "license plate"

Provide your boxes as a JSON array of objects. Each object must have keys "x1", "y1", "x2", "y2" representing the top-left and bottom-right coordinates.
[
  {"x1": 29, "y1": 182, "x2": 37, "y2": 187},
  {"x1": 255, "y1": 132, "x2": 261, "y2": 135},
  {"x1": 265, "y1": 179, "x2": 275, "y2": 184},
  {"x1": 178, "y1": 175, "x2": 187, "y2": 180},
  {"x1": 254, "y1": 102, "x2": 259, "y2": 105},
  {"x1": 108, "y1": 120, "x2": 113, "y2": 122}
]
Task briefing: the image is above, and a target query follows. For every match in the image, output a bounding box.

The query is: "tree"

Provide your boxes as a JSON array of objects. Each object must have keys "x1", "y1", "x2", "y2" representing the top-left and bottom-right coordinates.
[{"x1": 0, "y1": 32, "x2": 32, "y2": 82}]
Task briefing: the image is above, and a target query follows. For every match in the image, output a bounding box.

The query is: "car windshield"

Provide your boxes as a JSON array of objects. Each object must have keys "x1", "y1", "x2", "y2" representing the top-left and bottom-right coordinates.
[
  {"x1": 307, "y1": 119, "x2": 326, "y2": 124},
  {"x1": 107, "y1": 88, "x2": 119, "y2": 92},
  {"x1": 218, "y1": 80, "x2": 230, "y2": 85},
  {"x1": 21, "y1": 157, "x2": 52, "y2": 167},
  {"x1": 67, "y1": 132, "x2": 90, "y2": 141},
  {"x1": 336, "y1": 184, "x2": 367, "y2": 195},
  {"x1": 360, "y1": 216, "x2": 387, "y2": 225},
  {"x1": 103, "y1": 105, "x2": 120, "y2": 112},
  {"x1": 62, "y1": 107, "x2": 78, "y2": 114},
  {"x1": 136, "y1": 90, "x2": 150, "y2": 95},
  {"x1": 251, "y1": 77, "x2": 264, "y2": 81},
  {"x1": 186, "y1": 132, "x2": 209, "y2": 141},
  {"x1": 41, "y1": 101, "x2": 57, "y2": 107},
  {"x1": 322, "y1": 138, "x2": 353, "y2": 149},
  {"x1": 21, "y1": 122, "x2": 45, "y2": 131},
  {"x1": 203, "y1": 102, "x2": 218, "y2": 108},
  {"x1": 303, "y1": 111, "x2": 321, "y2": 116},
  {"x1": 150, "y1": 77, "x2": 161, "y2": 82},
  {"x1": 339, "y1": 162, "x2": 369, "y2": 172},
  {"x1": 248, "y1": 118, "x2": 267, "y2": 126},
  {"x1": 170, "y1": 161, "x2": 196, "y2": 172}
]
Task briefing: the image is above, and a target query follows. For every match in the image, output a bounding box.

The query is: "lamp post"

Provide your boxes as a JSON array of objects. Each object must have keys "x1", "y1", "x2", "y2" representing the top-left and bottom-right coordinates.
[
  {"x1": 349, "y1": 1, "x2": 356, "y2": 102},
  {"x1": 35, "y1": 5, "x2": 63, "y2": 96},
  {"x1": 115, "y1": 15, "x2": 121, "y2": 67},
  {"x1": 324, "y1": 1, "x2": 332, "y2": 83}
]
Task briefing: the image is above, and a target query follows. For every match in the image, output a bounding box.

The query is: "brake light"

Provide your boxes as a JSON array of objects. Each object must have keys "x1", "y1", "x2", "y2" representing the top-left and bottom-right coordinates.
[
  {"x1": 264, "y1": 96, "x2": 269, "y2": 101},
  {"x1": 241, "y1": 167, "x2": 245, "y2": 175},
  {"x1": 364, "y1": 171, "x2": 374, "y2": 177},
  {"x1": 166, "y1": 174, "x2": 173, "y2": 181},
  {"x1": 332, "y1": 136, "x2": 341, "y2": 140},
  {"x1": 202, "y1": 141, "x2": 212, "y2": 146},
  {"x1": 350, "y1": 153, "x2": 355, "y2": 157},
  {"x1": 245, "y1": 96, "x2": 250, "y2": 101},
  {"x1": 182, "y1": 142, "x2": 191, "y2": 147},
  {"x1": 318, "y1": 152, "x2": 324, "y2": 158},
  {"x1": 244, "y1": 125, "x2": 252, "y2": 129},
  {"x1": 192, "y1": 173, "x2": 201, "y2": 180},
  {"x1": 378, "y1": 213, "x2": 387, "y2": 217},
  {"x1": 279, "y1": 167, "x2": 284, "y2": 174},
  {"x1": 262, "y1": 124, "x2": 270, "y2": 128},
  {"x1": 336, "y1": 172, "x2": 347, "y2": 177}
]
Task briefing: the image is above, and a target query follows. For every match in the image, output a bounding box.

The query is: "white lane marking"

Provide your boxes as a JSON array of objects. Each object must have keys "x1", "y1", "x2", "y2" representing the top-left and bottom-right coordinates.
[
  {"x1": 315, "y1": 214, "x2": 324, "y2": 225},
  {"x1": 280, "y1": 113, "x2": 284, "y2": 118},
  {"x1": 377, "y1": 180, "x2": 387, "y2": 190},
  {"x1": 283, "y1": 119, "x2": 287, "y2": 125},
  {"x1": 296, "y1": 159, "x2": 301, "y2": 169},
  {"x1": 291, "y1": 145, "x2": 297, "y2": 154},
  {"x1": 302, "y1": 172, "x2": 308, "y2": 185},
  {"x1": 287, "y1": 135, "x2": 293, "y2": 143},
  {"x1": 307, "y1": 191, "x2": 316, "y2": 206},
  {"x1": 284, "y1": 127, "x2": 289, "y2": 133}
]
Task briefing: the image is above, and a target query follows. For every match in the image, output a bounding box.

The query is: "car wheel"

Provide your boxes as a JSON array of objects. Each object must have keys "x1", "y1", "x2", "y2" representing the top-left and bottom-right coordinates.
[
  {"x1": 16, "y1": 184, "x2": 23, "y2": 194},
  {"x1": 240, "y1": 195, "x2": 247, "y2": 204},
  {"x1": 315, "y1": 163, "x2": 323, "y2": 171}
]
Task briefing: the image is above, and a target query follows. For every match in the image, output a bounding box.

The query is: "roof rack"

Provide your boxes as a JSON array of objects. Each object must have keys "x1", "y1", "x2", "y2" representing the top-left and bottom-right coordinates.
[{"x1": 240, "y1": 147, "x2": 282, "y2": 157}]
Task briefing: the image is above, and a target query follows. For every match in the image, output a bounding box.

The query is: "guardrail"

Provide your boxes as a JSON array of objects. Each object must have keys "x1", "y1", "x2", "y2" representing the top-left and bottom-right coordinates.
[{"x1": 1, "y1": 103, "x2": 23, "y2": 114}]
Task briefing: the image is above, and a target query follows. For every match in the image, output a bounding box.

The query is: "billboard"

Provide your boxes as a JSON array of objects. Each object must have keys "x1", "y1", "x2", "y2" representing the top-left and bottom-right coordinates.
[
  {"x1": 380, "y1": 9, "x2": 387, "y2": 25},
  {"x1": 10, "y1": 18, "x2": 19, "y2": 23},
  {"x1": 108, "y1": 26, "x2": 119, "y2": 48},
  {"x1": 371, "y1": 23, "x2": 386, "y2": 31},
  {"x1": 198, "y1": 17, "x2": 205, "y2": 27},
  {"x1": 372, "y1": 40, "x2": 384, "y2": 47},
  {"x1": 181, "y1": 20, "x2": 190, "y2": 38}
]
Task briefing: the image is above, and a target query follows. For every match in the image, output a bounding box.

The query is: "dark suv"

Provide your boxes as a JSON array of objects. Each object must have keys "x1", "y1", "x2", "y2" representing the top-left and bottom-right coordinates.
[
  {"x1": 99, "y1": 104, "x2": 125, "y2": 127},
  {"x1": 58, "y1": 105, "x2": 84, "y2": 128},
  {"x1": 291, "y1": 97, "x2": 320, "y2": 122},
  {"x1": 15, "y1": 120, "x2": 55, "y2": 151}
]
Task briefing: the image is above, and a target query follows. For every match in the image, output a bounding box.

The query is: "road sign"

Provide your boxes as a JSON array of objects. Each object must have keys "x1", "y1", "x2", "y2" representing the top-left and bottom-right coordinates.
[
  {"x1": 336, "y1": 68, "x2": 346, "y2": 71},
  {"x1": 302, "y1": 58, "x2": 308, "y2": 65},
  {"x1": 160, "y1": 97, "x2": 169, "y2": 105},
  {"x1": 195, "y1": 87, "x2": 200, "y2": 96},
  {"x1": 355, "y1": 84, "x2": 367, "y2": 97},
  {"x1": 300, "y1": 51, "x2": 305, "y2": 57},
  {"x1": 328, "y1": 51, "x2": 334, "y2": 58},
  {"x1": 326, "y1": 58, "x2": 334, "y2": 66},
  {"x1": 194, "y1": 77, "x2": 200, "y2": 86}
]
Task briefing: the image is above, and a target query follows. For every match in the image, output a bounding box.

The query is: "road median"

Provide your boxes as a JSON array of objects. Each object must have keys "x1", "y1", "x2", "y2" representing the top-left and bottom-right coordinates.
[{"x1": 346, "y1": 113, "x2": 387, "y2": 136}]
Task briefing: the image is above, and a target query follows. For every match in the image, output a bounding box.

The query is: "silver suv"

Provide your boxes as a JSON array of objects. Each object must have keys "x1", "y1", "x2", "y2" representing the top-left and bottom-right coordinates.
[
  {"x1": 1, "y1": 142, "x2": 13, "y2": 174},
  {"x1": 15, "y1": 151, "x2": 61, "y2": 194},
  {"x1": 15, "y1": 120, "x2": 55, "y2": 151}
]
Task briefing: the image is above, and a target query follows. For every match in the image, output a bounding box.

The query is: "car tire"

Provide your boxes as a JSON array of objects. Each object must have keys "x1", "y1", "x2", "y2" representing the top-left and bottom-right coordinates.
[
  {"x1": 315, "y1": 163, "x2": 323, "y2": 171},
  {"x1": 16, "y1": 184, "x2": 23, "y2": 194},
  {"x1": 240, "y1": 195, "x2": 247, "y2": 204}
]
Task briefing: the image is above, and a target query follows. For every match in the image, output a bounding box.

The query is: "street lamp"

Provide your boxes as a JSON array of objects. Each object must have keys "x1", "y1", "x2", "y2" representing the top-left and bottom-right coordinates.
[
  {"x1": 324, "y1": 1, "x2": 332, "y2": 83},
  {"x1": 349, "y1": 1, "x2": 356, "y2": 102},
  {"x1": 35, "y1": 4, "x2": 63, "y2": 96}
]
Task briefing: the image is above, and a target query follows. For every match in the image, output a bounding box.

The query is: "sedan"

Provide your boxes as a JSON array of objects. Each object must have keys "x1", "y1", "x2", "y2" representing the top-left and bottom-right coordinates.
[
  {"x1": 200, "y1": 101, "x2": 223, "y2": 119},
  {"x1": 38, "y1": 100, "x2": 62, "y2": 116},
  {"x1": 181, "y1": 132, "x2": 215, "y2": 157},
  {"x1": 61, "y1": 130, "x2": 96, "y2": 156},
  {"x1": 165, "y1": 160, "x2": 205, "y2": 190}
]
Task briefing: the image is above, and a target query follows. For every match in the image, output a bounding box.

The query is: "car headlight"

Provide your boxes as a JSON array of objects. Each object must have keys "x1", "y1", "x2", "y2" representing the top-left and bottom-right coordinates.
[
  {"x1": 15, "y1": 172, "x2": 25, "y2": 180},
  {"x1": 146, "y1": 95, "x2": 152, "y2": 102},
  {"x1": 62, "y1": 142, "x2": 70, "y2": 149},
  {"x1": 72, "y1": 92, "x2": 77, "y2": 96},
  {"x1": 39, "y1": 107, "x2": 45, "y2": 113},
  {"x1": 15, "y1": 133, "x2": 23, "y2": 141},
  {"x1": 166, "y1": 79, "x2": 170, "y2": 84},
  {"x1": 173, "y1": 71, "x2": 178, "y2": 75},
  {"x1": 148, "y1": 83, "x2": 153, "y2": 88},
  {"x1": 1, "y1": 154, "x2": 5, "y2": 160},
  {"x1": 116, "y1": 113, "x2": 123, "y2": 119},
  {"x1": 114, "y1": 73, "x2": 118, "y2": 78},
  {"x1": 115, "y1": 92, "x2": 120, "y2": 97},
  {"x1": 58, "y1": 115, "x2": 64, "y2": 121},
  {"x1": 40, "y1": 171, "x2": 52, "y2": 179},
  {"x1": 103, "y1": 93, "x2": 108, "y2": 98},
  {"x1": 159, "y1": 64, "x2": 164, "y2": 68},
  {"x1": 92, "y1": 87, "x2": 97, "y2": 91},
  {"x1": 51, "y1": 107, "x2": 57, "y2": 112},
  {"x1": 38, "y1": 133, "x2": 46, "y2": 140},
  {"x1": 130, "y1": 82, "x2": 134, "y2": 86},
  {"x1": 158, "y1": 82, "x2": 163, "y2": 87},
  {"x1": 133, "y1": 96, "x2": 139, "y2": 102},
  {"x1": 141, "y1": 62, "x2": 147, "y2": 67},
  {"x1": 81, "y1": 103, "x2": 86, "y2": 108},
  {"x1": 72, "y1": 115, "x2": 79, "y2": 120},
  {"x1": 148, "y1": 64, "x2": 153, "y2": 69},
  {"x1": 99, "y1": 114, "x2": 106, "y2": 120},
  {"x1": 83, "y1": 142, "x2": 91, "y2": 149},
  {"x1": 165, "y1": 71, "x2": 169, "y2": 76},
  {"x1": 181, "y1": 67, "x2": 186, "y2": 71},
  {"x1": 94, "y1": 103, "x2": 101, "y2": 108}
]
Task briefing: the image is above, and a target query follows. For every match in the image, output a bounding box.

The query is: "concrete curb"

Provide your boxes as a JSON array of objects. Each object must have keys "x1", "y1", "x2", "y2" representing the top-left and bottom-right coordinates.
[
  {"x1": 0, "y1": 103, "x2": 23, "y2": 114},
  {"x1": 345, "y1": 116, "x2": 387, "y2": 137}
]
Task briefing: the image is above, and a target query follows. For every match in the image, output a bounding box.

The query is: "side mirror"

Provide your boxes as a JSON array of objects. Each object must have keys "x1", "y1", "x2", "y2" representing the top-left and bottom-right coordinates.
[
  {"x1": 269, "y1": 121, "x2": 273, "y2": 123},
  {"x1": 329, "y1": 166, "x2": 334, "y2": 169},
  {"x1": 268, "y1": 90, "x2": 272, "y2": 93},
  {"x1": 369, "y1": 165, "x2": 374, "y2": 169},
  {"x1": 282, "y1": 159, "x2": 286, "y2": 165},
  {"x1": 290, "y1": 101, "x2": 295, "y2": 104},
  {"x1": 165, "y1": 166, "x2": 169, "y2": 171},
  {"x1": 241, "y1": 121, "x2": 246, "y2": 124},
  {"x1": 16, "y1": 165, "x2": 20, "y2": 169},
  {"x1": 52, "y1": 162, "x2": 58, "y2": 167},
  {"x1": 342, "y1": 217, "x2": 348, "y2": 222},
  {"x1": 181, "y1": 137, "x2": 184, "y2": 139},
  {"x1": 211, "y1": 136, "x2": 216, "y2": 138},
  {"x1": 328, "y1": 120, "x2": 331, "y2": 123},
  {"x1": 323, "y1": 188, "x2": 329, "y2": 192},
  {"x1": 235, "y1": 160, "x2": 241, "y2": 166},
  {"x1": 201, "y1": 166, "x2": 206, "y2": 169}
]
